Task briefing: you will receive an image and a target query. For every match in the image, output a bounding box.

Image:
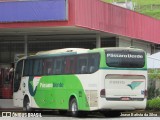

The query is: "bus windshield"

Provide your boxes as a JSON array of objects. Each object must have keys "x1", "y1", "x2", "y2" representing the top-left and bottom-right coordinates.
[{"x1": 105, "y1": 49, "x2": 145, "y2": 68}]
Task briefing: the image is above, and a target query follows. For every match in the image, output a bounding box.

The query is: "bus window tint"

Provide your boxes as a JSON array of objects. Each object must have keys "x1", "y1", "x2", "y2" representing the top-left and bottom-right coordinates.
[
  {"x1": 77, "y1": 55, "x2": 88, "y2": 74},
  {"x1": 14, "y1": 60, "x2": 23, "y2": 92},
  {"x1": 64, "y1": 57, "x2": 70, "y2": 74},
  {"x1": 33, "y1": 60, "x2": 42, "y2": 76},
  {"x1": 53, "y1": 58, "x2": 64, "y2": 74},
  {"x1": 106, "y1": 50, "x2": 145, "y2": 68},
  {"x1": 24, "y1": 59, "x2": 33, "y2": 76},
  {"x1": 64, "y1": 56, "x2": 76, "y2": 74},
  {"x1": 29, "y1": 60, "x2": 33, "y2": 76},
  {"x1": 43, "y1": 59, "x2": 53, "y2": 75},
  {"x1": 89, "y1": 54, "x2": 99, "y2": 73},
  {"x1": 70, "y1": 57, "x2": 76, "y2": 73},
  {"x1": 24, "y1": 60, "x2": 29, "y2": 76}
]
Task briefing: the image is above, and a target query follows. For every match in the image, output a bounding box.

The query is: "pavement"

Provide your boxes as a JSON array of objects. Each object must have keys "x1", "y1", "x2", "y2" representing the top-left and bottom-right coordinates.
[
  {"x1": 0, "y1": 99, "x2": 160, "y2": 117},
  {"x1": 0, "y1": 99, "x2": 22, "y2": 111}
]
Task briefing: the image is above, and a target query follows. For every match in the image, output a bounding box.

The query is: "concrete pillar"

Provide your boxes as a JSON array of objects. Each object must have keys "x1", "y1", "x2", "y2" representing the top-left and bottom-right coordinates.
[
  {"x1": 116, "y1": 37, "x2": 119, "y2": 47},
  {"x1": 131, "y1": 39, "x2": 133, "y2": 46},
  {"x1": 96, "y1": 34, "x2": 101, "y2": 48},
  {"x1": 118, "y1": 36, "x2": 132, "y2": 47},
  {"x1": 24, "y1": 35, "x2": 28, "y2": 56}
]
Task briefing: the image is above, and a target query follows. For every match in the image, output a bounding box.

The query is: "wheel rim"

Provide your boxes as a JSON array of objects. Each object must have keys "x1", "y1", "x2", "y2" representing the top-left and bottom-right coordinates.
[
  {"x1": 26, "y1": 102, "x2": 30, "y2": 111},
  {"x1": 71, "y1": 102, "x2": 77, "y2": 112},
  {"x1": 23, "y1": 99, "x2": 30, "y2": 111}
]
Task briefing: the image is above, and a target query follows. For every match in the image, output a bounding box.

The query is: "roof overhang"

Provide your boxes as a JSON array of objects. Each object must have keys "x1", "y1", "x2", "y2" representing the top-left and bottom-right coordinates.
[{"x1": 0, "y1": 26, "x2": 115, "y2": 40}]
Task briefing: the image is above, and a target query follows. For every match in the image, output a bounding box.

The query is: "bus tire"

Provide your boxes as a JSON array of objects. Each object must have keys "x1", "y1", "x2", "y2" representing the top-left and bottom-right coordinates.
[
  {"x1": 23, "y1": 96, "x2": 32, "y2": 112},
  {"x1": 69, "y1": 98, "x2": 80, "y2": 117},
  {"x1": 59, "y1": 110, "x2": 67, "y2": 116}
]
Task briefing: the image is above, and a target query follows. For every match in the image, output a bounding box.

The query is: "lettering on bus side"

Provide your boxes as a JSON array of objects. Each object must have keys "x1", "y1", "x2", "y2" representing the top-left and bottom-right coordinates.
[
  {"x1": 40, "y1": 83, "x2": 64, "y2": 88},
  {"x1": 53, "y1": 83, "x2": 64, "y2": 88}
]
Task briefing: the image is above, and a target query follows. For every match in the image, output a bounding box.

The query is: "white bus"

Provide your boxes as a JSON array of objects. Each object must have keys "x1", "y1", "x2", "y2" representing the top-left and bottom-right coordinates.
[{"x1": 13, "y1": 47, "x2": 147, "y2": 117}]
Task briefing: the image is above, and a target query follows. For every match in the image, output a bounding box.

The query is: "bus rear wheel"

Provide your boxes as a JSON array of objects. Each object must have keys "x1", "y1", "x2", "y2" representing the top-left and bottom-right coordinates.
[{"x1": 69, "y1": 98, "x2": 81, "y2": 117}]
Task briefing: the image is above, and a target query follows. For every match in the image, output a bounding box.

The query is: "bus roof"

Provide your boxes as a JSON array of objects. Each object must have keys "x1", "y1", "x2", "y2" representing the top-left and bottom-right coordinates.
[
  {"x1": 17, "y1": 47, "x2": 145, "y2": 62},
  {"x1": 36, "y1": 48, "x2": 89, "y2": 55},
  {"x1": 107, "y1": 47, "x2": 143, "y2": 51}
]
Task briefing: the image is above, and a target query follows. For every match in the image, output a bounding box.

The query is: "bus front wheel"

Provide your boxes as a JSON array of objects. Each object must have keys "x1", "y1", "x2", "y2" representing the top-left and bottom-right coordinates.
[{"x1": 23, "y1": 97, "x2": 32, "y2": 112}]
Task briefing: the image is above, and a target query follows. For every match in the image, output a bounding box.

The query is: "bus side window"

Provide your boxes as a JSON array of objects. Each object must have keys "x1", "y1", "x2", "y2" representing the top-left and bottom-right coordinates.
[
  {"x1": 14, "y1": 60, "x2": 23, "y2": 92},
  {"x1": 23, "y1": 59, "x2": 29, "y2": 76},
  {"x1": 53, "y1": 57, "x2": 64, "y2": 74},
  {"x1": 70, "y1": 57, "x2": 76, "y2": 74},
  {"x1": 88, "y1": 53, "x2": 100, "y2": 73},
  {"x1": 77, "y1": 55, "x2": 88, "y2": 74},
  {"x1": 64, "y1": 57, "x2": 70, "y2": 74},
  {"x1": 29, "y1": 60, "x2": 33, "y2": 76},
  {"x1": 33, "y1": 59, "x2": 42, "y2": 76},
  {"x1": 64, "y1": 56, "x2": 76, "y2": 74},
  {"x1": 43, "y1": 58, "x2": 53, "y2": 75}
]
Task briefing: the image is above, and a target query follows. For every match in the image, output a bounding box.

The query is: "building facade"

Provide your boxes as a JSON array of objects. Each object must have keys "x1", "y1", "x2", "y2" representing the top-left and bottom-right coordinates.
[{"x1": 0, "y1": 0, "x2": 160, "y2": 65}]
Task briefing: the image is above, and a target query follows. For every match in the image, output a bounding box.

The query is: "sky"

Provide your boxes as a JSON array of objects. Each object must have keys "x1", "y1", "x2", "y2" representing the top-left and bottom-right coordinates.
[{"x1": 147, "y1": 52, "x2": 160, "y2": 68}]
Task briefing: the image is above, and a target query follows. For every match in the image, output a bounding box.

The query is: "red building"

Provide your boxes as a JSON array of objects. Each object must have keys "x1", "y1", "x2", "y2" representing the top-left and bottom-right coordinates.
[{"x1": 0, "y1": 0, "x2": 159, "y2": 64}]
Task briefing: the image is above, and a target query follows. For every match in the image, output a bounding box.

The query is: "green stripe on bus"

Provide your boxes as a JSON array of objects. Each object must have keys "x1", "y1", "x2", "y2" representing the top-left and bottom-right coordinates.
[
  {"x1": 100, "y1": 67, "x2": 147, "y2": 71},
  {"x1": 29, "y1": 75, "x2": 90, "y2": 110}
]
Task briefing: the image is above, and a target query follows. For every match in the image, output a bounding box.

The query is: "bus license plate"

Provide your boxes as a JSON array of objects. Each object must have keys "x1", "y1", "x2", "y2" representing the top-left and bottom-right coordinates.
[{"x1": 121, "y1": 97, "x2": 130, "y2": 101}]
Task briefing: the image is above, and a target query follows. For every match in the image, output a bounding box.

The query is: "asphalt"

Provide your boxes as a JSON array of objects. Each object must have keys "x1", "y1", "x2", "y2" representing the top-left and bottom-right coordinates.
[
  {"x1": 0, "y1": 99, "x2": 22, "y2": 111},
  {"x1": 0, "y1": 99, "x2": 160, "y2": 117}
]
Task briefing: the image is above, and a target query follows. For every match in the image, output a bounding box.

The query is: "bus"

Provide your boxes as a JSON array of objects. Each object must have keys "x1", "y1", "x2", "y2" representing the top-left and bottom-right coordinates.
[{"x1": 13, "y1": 47, "x2": 147, "y2": 117}]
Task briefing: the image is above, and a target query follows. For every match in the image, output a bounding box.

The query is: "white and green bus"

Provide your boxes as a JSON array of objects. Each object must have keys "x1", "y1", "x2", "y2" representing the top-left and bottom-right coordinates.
[{"x1": 13, "y1": 47, "x2": 147, "y2": 117}]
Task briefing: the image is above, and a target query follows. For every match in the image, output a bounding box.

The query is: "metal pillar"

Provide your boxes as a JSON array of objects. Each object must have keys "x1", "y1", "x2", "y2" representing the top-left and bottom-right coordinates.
[
  {"x1": 96, "y1": 34, "x2": 101, "y2": 48},
  {"x1": 24, "y1": 35, "x2": 28, "y2": 57}
]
